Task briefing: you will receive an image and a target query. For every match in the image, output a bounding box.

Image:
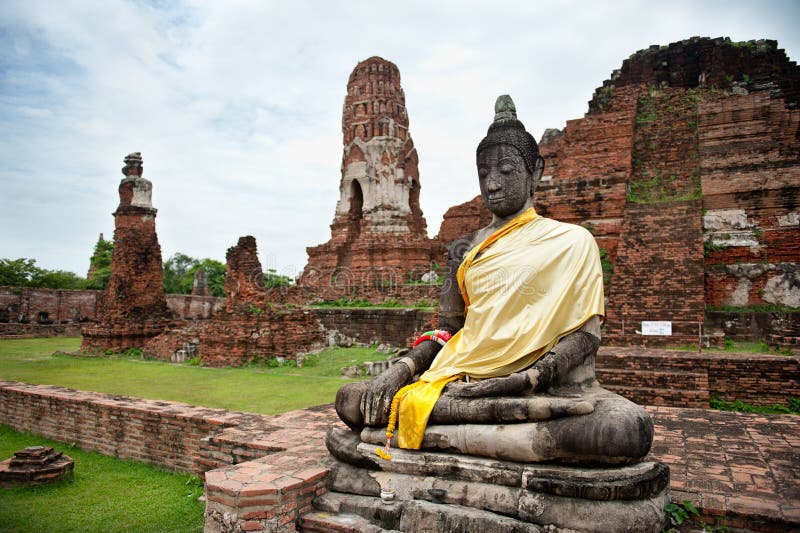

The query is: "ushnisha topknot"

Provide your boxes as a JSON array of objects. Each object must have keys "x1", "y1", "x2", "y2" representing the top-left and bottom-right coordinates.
[{"x1": 476, "y1": 95, "x2": 539, "y2": 173}]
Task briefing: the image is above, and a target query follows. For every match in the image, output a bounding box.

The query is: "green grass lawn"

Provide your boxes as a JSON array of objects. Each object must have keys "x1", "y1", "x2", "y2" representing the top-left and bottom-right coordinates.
[
  {"x1": 0, "y1": 337, "x2": 380, "y2": 414},
  {"x1": 668, "y1": 338, "x2": 794, "y2": 356},
  {"x1": 0, "y1": 337, "x2": 388, "y2": 532},
  {"x1": 0, "y1": 424, "x2": 205, "y2": 533}
]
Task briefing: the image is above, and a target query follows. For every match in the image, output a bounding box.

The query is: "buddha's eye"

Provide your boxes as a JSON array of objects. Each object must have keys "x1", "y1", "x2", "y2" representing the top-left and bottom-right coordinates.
[
  {"x1": 478, "y1": 168, "x2": 488, "y2": 178},
  {"x1": 500, "y1": 164, "x2": 514, "y2": 174}
]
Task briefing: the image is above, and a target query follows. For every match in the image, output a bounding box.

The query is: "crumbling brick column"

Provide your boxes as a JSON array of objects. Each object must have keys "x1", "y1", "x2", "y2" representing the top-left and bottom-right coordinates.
[{"x1": 81, "y1": 152, "x2": 172, "y2": 351}]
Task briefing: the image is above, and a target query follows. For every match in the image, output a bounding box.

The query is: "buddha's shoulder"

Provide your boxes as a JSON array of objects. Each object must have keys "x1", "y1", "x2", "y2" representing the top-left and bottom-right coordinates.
[{"x1": 534, "y1": 217, "x2": 595, "y2": 242}]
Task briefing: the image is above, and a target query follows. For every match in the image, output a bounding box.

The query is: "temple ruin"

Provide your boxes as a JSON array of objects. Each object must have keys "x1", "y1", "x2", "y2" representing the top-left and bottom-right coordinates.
[
  {"x1": 300, "y1": 56, "x2": 439, "y2": 291},
  {"x1": 144, "y1": 236, "x2": 324, "y2": 367},
  {"x1": 7, "y1": 38, "x2": 797, "y2": 351},
  {"x1": 0, "y1": 446, "x2": 74, "y2": 488},
  {"x1": 81, "y1": 153, "x2": 173, "y2": 351},
  {"x1": 441, "y1": 37, "x2": 800, "y2": 346}
]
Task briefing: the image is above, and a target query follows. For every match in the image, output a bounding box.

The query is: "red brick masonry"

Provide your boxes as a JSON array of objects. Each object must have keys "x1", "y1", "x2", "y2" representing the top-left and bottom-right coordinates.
[
  {"x1": 597, "y1": 347, "x2": 800, "y2": 407},
  {"x1": 0, "y1": 379, "x2": 797, "y2": 531}
]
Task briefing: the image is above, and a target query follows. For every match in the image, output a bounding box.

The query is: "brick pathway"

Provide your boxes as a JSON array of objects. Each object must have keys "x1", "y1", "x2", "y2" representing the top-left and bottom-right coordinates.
[{"x1": 646, "y1": 406, "x2": 799, "y2": 529}]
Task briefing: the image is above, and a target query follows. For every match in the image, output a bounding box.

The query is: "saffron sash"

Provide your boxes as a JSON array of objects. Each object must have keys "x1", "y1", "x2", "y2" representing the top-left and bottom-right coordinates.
[{"x1": 394, "y1": 207, "x2": 605, "y2": 449}]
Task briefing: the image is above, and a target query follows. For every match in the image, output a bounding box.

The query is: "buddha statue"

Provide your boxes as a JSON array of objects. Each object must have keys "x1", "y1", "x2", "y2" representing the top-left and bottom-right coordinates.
[{"x1": 332, "y1": 95, "x2": 653, "y2": 466}]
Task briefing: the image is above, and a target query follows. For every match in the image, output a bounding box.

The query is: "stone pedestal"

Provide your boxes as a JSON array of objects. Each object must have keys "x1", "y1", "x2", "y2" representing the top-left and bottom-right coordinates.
[
  {"x1": 316, "y1": 428, "x2": 668, "y2": 532},
  {"x1": 0, "y1": 446, "x2": 74, "y2": 488}
]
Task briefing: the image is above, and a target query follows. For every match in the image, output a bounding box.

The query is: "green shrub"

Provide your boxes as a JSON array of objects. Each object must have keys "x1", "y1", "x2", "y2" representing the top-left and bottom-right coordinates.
[{"x1": 121, "y1": 347, "x2": 143, "y2": 359}]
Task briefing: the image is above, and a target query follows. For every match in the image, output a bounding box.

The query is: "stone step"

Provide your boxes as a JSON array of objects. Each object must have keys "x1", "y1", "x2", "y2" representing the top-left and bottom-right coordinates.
[
  {"x1": 767, "y1": 333, "x2": 800, "y2": 347},
  {"x1": 310, "y1": 492, "x2": 403, "y2": 531},
  {"x1": 398, "y1": 500, "x2": 544, "y2": 533},
  {"x1": 601, "y1": 334, "x2": 702, "y2": 348},
  {"x1": 596, "y1": 367, "x2": 709, "y2": 407},
  {"x1": 604, "y1": 384, "x2": 708, "y2": 407},
  {"x1": 302, "y1": 492, "x2": 544, "y2": 533},
  {"x1": 300, "y1": 510, "x2": 397, "y2": 533}
]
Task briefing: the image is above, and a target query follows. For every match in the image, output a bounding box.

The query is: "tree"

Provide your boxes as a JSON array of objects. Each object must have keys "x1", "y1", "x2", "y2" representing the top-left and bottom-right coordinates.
[
  {"x1": 0, "y1": 258, "x2": 88, "y2": 290},
  {"x1": 263, "y1": 268, "x2": 294, "y2": 288},
  {"x1": 163, "y1": 253, "x2": 197, "y2": 295},
  {"x1": 0, "y1": 258, "x2": 41, "y2": 287},
  {"x1": 33, "y1": 269, "x2": 88, "y2": 289},
  {"x1": 87, "y1": 236, "x2": 114, "y2": 290},
  {"x1": 163, "y1": 253, "x2": 227, "y2": 297}
]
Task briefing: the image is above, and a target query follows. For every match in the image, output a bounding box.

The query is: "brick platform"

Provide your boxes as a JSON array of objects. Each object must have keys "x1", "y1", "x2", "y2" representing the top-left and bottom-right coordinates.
[
  {"x1": 202, "y1": 408, "x2": 799, "y2": 532},
  {"x1": 202, "y1": 404, "x2": 800, "y2": 532},
  {"x1": 1, "y1": 380, "x2": 796, "y2": 531},
  {"x1": 597, "y1": 346, "x2": 800, "y2": 407}
]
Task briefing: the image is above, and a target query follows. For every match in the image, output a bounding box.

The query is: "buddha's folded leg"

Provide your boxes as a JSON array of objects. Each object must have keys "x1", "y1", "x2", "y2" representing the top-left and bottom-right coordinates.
[
  {"x1": 361, "y1": 390, "x2": 653, "y2": 465},
  {"x1": 428, "y1": 394, "x2": 595, "y2": 424}
]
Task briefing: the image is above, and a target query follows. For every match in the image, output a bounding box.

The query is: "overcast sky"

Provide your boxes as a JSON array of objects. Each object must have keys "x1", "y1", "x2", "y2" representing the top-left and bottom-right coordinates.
[{"x1": 1, "y1": 0, "x2": 798, "y2": 278}]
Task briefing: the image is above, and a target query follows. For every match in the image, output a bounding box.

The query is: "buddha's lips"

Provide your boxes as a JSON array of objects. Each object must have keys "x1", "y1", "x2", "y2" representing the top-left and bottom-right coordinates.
[{"x1": 487, "y1": 195, "x2": 506, "y2": 202}]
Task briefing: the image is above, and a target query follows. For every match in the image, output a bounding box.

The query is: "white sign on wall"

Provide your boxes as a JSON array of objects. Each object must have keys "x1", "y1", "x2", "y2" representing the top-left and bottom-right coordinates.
[{"x1": 641, "y1": 321, "x2": 672, "y2": 336}]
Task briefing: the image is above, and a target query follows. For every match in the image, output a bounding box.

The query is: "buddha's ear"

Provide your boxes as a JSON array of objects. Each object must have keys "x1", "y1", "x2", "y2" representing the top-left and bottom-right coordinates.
[{"x1": 530, "y1": 155, "x2": 545, "y2": 195}]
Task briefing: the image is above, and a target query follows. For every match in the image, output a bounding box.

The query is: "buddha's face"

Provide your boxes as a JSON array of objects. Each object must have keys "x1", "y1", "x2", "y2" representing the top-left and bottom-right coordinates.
[{"x1": 477, "y1": 144, "x2": 533, "y2": 219}]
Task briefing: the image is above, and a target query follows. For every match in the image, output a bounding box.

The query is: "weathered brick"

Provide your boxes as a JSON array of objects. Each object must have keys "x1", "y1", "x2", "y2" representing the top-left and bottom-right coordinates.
[{"x1": 299, "y1": 56, "x2": 441, "y2": 291}]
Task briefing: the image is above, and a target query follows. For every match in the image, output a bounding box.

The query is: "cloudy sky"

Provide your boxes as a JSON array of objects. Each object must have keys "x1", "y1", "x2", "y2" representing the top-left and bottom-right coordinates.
[{"x1": 1, "y1": 0, "x2": 798, "y2": 278}]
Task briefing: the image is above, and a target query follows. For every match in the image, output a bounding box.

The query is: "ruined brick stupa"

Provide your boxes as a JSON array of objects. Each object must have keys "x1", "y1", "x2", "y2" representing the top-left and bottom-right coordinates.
[
  {"x1": 300, "y1": 57, "x2": 438, "y2": 289},
  {"x1": 82, "y1": 152, "x2": 173, "y2": 351}
]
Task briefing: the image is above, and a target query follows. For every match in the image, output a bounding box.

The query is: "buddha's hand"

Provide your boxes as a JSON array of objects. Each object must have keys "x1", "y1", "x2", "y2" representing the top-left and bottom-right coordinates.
[
  {"x1": 360, "y1": 362, "x2": 412, "y2": 426},
  {"x1": 445, "y1": 368, "x2": 540, "y2": 398}
]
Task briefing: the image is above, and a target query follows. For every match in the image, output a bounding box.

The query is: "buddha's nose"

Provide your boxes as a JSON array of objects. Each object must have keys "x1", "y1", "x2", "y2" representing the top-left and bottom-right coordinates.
[{"x1": 487, "y1": 179, "x2": 501, "y2": 192}]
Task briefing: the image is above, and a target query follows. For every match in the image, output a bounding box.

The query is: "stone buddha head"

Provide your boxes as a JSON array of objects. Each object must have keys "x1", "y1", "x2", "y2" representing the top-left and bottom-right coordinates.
[{"x1": 476, "y1": 96, "x2": 545, "y2": 218}]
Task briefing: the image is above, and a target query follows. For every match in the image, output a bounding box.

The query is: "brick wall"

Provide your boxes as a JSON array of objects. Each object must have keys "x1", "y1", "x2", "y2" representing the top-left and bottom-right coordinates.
[
  {"x1": 705, "y1": 311, "x2": 800, "y2": 342},
  {"x1": 0, "y1": 381, "x2": 234, "y2": 474},
  {"x1": 699, "y1": 92, "x2": 800, "y2": 309},
  {"x1": 265, "y1": 283, "x2": 441, "y2": 307},
  {"x1": 0, "y1": 287, "x2": 221, "y2": 327},
  {"x1": 587, "y1": 37, "x2": 800, "y2": 113},
  {"x1": 437, "y1": 195, "x2": 493, "y2": 245},
  {"x1": 165, "y1": 294, "x2": 224, "y2": 320},
  {"x1": 0, "y1": 323, "x2": 83, "y2": 338},
  {"x1": 605, "y1": 200, "x2": 706, "y2": 345},
  {"x1": 0, "y1": 287, "x2": 101, "y2": 324},
  {"x1": 0, "y1": 381, "x2": 337, "y2": 532},
  {"x1": 597, "y1": 347, "x2": 800, "y2": 406},
  {"x1": 197, "y1": 309, "x2": 324, "y2": 367},
  {"x1": 313, "y1": 307, "x2": 435, "y2": 348}
]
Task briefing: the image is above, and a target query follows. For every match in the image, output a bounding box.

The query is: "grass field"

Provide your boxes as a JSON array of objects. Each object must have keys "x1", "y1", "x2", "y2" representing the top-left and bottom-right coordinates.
[
  {"x1": 0, "y1": 424, "x2": 205, "y2": 533},
  {"x1": 669, "y1": 338, "x2": 794, "y2": 356},
  {"x1": 0, "y1": 337, "x2": 387, "y2": 532},
  {"x1": 0, "y1": 337, "x2": 379, "y2": 414}
]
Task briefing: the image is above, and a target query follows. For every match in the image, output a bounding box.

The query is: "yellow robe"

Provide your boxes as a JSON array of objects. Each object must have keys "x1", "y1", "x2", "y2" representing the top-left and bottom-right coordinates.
[{"x1": 395, "y1": 208, "x2": 605, "y2": 449}]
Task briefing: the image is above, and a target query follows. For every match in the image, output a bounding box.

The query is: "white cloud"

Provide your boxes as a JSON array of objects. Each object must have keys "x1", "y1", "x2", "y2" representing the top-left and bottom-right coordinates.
[{"x1": 0, "y1": 0, "x2": 798, "y2": 275}]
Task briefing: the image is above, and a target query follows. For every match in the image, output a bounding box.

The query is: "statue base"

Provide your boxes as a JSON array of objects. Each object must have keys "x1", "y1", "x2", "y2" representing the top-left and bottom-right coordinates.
[{"x1": 314, "y1": 428, "x2": 669, "y2": 533}]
